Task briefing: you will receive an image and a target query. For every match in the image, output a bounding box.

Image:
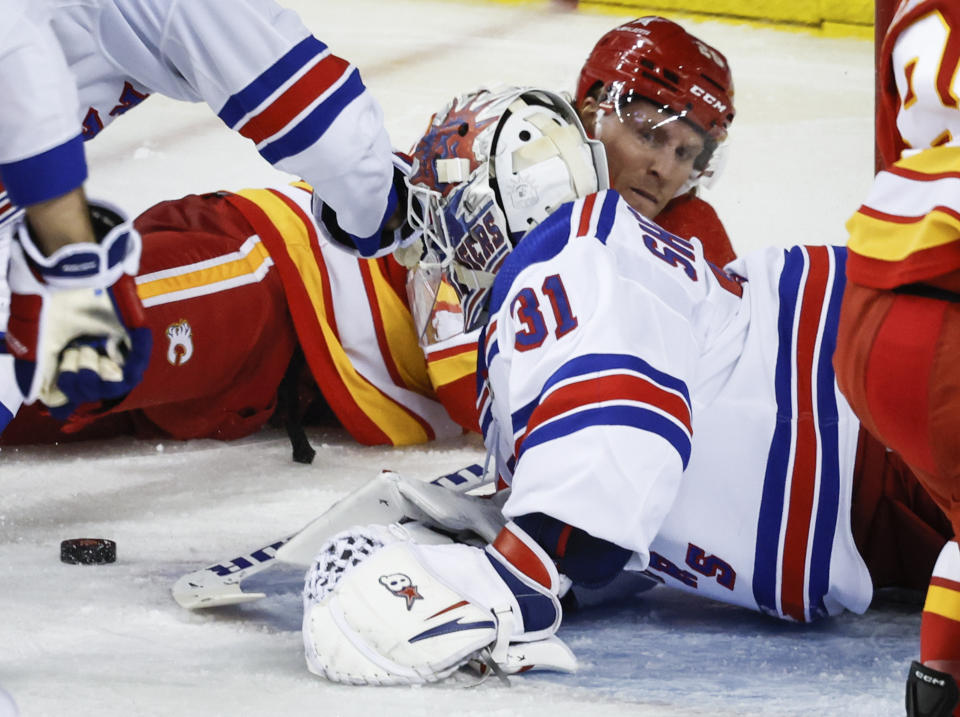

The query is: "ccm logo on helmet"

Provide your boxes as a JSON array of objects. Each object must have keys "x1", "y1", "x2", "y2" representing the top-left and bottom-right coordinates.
[{"x1": 690, "y1": 84, "x2": 727, "y2": 113}]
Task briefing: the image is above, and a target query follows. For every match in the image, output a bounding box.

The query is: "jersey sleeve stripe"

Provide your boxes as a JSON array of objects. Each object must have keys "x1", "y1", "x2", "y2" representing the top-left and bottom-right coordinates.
[
  {"x1": 0, "y1": 133, "x2": 87, "y2": 206},
  {"x1": 426, "y1": 345, "x2": 478, "y2": 388},
  {"x1": 847, "y1": 207, "x2": 960, "y2": 258},
  {"x1": 427, "y1": 341, "x2": 477, "y2": 362},
  {"x1": 515, "y1": 373, "x2": 692, "y2": 457},
  {"x1": 595, "y1": 190, "x2": 620, "y2": 243},
  {"x1": 575, "y1": 193, "x2": 597, "y2": 237},
  {"x1": 859, "y1": 169, "x2": 960, "y2": 222},
  {"x1": 217, "y1": 35, "x2": 324, "y2": 127},
  {"x1": 237, "y1": 53, "x2": 350, "y2": 145},
  {"x1": 519, "y1": 404, "x2": 692, "y2": 468},
  {"x1": 846, "y1": 146, "x2": 960, "y2": 286},
  {"x1": 258, "y1": 69, "x2": 366, "y2": 164},
  {"x1": 135, "y1": 235, "x2": 274, "y2": 306},
  {"x1": 931, "y1": 576, "x2": 960, "y2": 592},
  {"x1": 925, "y1": 583, "x2": 960, "y2": 622},
  {"x1": 541, "y1": 353, "x2": 691, "y2": 407},
  {"x1": 510, "y1": 352, "x2": 691, "y2": 440},
  {"x1": 572, "y1": 190, "x2": 618, "y2": 243}
]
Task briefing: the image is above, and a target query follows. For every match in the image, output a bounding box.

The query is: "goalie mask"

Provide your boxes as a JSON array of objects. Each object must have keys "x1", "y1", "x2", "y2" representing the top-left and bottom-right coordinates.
[
  {"x1": 576, "y1": 16, "x2": 734, "y2": 191},
  {"x1": 876, "y1": 0, "x2": 960, "y2": 166},
  {"x1": 404, "y1": 87, "x2": 607, "y2": 340}
]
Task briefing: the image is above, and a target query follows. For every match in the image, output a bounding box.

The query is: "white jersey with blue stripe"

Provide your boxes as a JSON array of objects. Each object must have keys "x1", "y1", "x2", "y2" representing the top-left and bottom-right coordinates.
[
  {"x1": 0, "y1": 0, "x2": 394, "y2": 243},
  {"x1": 481, "y1": 190, "x2": 870, "y2": 623},
  {"x1": 49, "y1": 0, "x2": 395, "y2": 241}
]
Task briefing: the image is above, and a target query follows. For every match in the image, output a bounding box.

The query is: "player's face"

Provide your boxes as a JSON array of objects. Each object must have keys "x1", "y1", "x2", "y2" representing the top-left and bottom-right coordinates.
[{"x1": 581, "y1": 97, "x2": 705, "y2": 218}]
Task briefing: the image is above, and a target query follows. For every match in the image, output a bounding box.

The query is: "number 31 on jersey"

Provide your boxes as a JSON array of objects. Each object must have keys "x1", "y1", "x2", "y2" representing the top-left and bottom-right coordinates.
[{"x1": 511, "y1": 274, "x2": 579, "y2": 351}]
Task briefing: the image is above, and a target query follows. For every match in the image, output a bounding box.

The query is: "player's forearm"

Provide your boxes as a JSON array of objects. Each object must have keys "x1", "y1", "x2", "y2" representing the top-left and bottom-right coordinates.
[{"x1": 24, "y1": 186, "x2": 98, "y2": 255}]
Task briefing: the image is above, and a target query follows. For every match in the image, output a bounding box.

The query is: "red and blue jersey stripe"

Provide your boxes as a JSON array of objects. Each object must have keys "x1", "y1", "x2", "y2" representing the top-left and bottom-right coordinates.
[
  {"x1": 217, "y1": 36, "x2": 366, "y2": 166},
  {"x1": 753, "y1": 245, "x2": 847, "y2": 622},
  {"x1": 511, "y1": 352, "x2": 693, "y2": 468}
]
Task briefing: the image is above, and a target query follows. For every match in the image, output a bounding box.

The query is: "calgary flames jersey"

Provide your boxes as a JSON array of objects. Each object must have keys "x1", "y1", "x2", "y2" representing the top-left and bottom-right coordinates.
[{"x1": 848, "y1": 0, "x2": 960, "y2": 288}]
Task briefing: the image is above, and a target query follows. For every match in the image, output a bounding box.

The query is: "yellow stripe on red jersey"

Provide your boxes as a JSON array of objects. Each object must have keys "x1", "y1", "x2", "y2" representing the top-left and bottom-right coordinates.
[
  {"x1": 136, "y1": 235, "x2": 274, "y2": 307},
  {"x1": 228, "y1": 184, "x2": 471, "y2": 445},
  {"x1": 847, "y1": 146, "x2": 960, "y2": 287}
]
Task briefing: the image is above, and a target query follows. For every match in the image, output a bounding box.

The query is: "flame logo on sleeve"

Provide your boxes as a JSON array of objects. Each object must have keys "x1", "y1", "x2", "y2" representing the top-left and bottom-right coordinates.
[{"x1": 165, "y1": 320, "x2": 194, "y2": 366}]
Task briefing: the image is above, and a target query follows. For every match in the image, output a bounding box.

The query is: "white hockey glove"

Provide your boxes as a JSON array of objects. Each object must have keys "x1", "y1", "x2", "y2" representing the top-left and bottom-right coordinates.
[
  {"x1": 302, "y1": 521, "x2": 574, "y2": 685},
  {"x1": 277, "y1": 466, "x2": 505, "y2": 567},
  {"x1": 4, "y1": 201, "x2": 151, "y2": 418}
]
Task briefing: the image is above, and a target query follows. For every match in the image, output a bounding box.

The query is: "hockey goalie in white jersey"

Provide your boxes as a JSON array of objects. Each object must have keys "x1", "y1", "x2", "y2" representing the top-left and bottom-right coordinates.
[{"x1": 298, "y1": 86, "x2": 951, "y2": 685}]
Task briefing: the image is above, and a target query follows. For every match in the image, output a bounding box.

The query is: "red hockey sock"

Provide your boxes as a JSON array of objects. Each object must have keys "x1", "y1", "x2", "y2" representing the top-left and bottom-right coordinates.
[{"x1": 921, "y1": 541, "x2": 960, "y2": 716}]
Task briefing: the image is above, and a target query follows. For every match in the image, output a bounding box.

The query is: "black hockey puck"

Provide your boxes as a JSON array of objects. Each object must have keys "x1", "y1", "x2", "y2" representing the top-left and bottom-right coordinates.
[{"x1": 60, "y1": 538, "x2": 116, "y2": 565}]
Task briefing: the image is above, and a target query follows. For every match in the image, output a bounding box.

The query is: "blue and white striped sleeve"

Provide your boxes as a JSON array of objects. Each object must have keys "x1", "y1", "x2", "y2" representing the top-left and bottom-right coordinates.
[{"x1": 112, "y1": 0, "x2": 397, "y2": 253}]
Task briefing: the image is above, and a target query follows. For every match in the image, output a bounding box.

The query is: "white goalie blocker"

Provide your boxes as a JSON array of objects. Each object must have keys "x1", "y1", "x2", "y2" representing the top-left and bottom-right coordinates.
[{"x1": 302, "y1": 522, "x2": 577, "y2": 685}]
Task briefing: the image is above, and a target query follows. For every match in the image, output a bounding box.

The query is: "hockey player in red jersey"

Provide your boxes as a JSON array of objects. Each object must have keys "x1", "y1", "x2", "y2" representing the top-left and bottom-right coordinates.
[
  {"x1": 833, "y1": 0, "x2": 960, "y2": 713},
  {"x1": 295, "y1": 86, "x2": 953, "y2": 691},
  {"x1": 574, "y1": 17, "x2": 738, "y2": 268},
  {"x1": 0, "y1": 0, "x2": 413, "y2": 435},
  {"x1": 2, "y1": 174, "x2": 480, "y2": 457}
]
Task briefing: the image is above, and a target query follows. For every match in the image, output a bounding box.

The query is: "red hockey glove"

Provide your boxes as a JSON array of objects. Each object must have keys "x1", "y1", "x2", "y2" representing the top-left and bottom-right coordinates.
[{"x1": 4, "y1": 201, "x2": 152, "y2": 420}]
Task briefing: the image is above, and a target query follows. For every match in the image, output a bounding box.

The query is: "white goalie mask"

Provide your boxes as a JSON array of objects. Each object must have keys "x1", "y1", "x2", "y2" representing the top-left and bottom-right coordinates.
[{"x1": 403, "y1": 86, "x2": 608, "y2": 342}]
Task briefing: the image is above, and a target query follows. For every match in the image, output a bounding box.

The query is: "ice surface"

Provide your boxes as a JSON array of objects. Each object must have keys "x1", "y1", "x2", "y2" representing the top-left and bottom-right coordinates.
[{"x1": 1, "y1": 1, "x2": 902, "y2": 715}]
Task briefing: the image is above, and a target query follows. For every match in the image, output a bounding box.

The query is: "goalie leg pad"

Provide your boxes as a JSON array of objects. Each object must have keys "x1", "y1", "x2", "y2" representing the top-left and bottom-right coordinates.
[{"x1": 303, "y1": 526, "x2": 499, "y2": 685}]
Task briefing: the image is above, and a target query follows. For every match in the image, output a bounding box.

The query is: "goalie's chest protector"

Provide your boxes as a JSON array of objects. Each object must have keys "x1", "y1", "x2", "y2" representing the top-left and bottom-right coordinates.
[{"x1": 647, "y1": 244, "x2": 871, "y2": 623}]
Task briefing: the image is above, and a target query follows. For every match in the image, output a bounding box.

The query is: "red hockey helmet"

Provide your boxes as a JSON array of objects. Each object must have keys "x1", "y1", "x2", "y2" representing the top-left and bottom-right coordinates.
[
  {"x1": 876, "y1": 0, "x2": 960, "y2": 167},
  {"x1": 576, "y1": 16, "x2": 734, "y2": 142}
]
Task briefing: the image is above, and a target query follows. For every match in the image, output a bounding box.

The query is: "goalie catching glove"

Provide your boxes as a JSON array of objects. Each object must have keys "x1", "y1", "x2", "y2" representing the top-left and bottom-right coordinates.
[
  {"x1": 4, "y1": 200, "x2": 152, "y2": 419},
  {"x1": 302, "y1": 521, "x2": 576, "y2": 685}
]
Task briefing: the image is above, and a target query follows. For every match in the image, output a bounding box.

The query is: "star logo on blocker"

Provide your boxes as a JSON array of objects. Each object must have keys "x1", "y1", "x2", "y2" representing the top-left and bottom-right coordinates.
[{"x1": 378, "y1": 573, "x2": 423, "y2": 610}]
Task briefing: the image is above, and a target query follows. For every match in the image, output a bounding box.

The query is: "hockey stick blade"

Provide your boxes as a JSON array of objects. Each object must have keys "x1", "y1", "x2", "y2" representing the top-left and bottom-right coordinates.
[
  {"x1": 275, "y1": 464, "x2": 491, "y2": 567},
  {"x1": 172, "y1": 536, "x2": 292, "y2": 609},
  {"x1": 173, "y1": 464, "x2": 492, "y2": 608}
]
